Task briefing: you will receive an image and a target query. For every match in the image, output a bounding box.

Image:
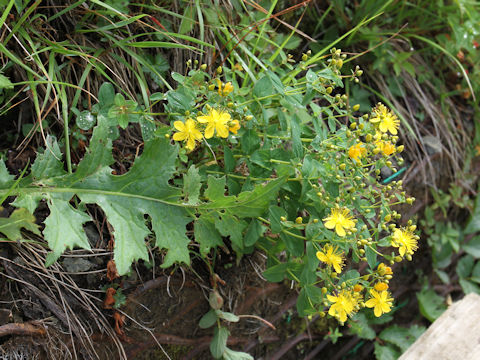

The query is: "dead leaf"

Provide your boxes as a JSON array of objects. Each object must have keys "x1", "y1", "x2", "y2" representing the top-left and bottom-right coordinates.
[
  {"x1": 103, "y1": 287, "x2": 116, "y2": 309},
  {"x1": 106, "y1": 260, "x2": 119, "y2": 281},
  {"x1": 113, "y1": 311, "x2": 125, "y2": 336}
]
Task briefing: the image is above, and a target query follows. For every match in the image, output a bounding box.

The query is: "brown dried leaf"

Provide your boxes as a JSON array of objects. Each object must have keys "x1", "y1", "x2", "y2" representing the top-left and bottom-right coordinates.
[
  {"x1": 103, "y1": 287, "x2": 116, "y2": 309},
  {"x1": 106, "y1": 260, "x2": 120, "y2": 281}
]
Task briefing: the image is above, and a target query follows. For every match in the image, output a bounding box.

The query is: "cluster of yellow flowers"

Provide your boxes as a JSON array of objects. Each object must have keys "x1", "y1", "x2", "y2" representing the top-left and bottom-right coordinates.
[
  {"x1": 172, "y1": 108, "x2": 241, "y2": 151},
  {"x1": 316, "y1": 103, "x2": 419, "y2": 323},
  {"x1": 347, "y1": 103, "x2": 402, "y2": 162},
  {"x1": 314, "y1": 172, "x2": 418, "y2": 322}
]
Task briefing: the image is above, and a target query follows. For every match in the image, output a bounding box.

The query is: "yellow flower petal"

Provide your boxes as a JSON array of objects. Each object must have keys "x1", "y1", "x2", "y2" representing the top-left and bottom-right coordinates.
[{"x1": 173, "y1": 121, "x2": 186, "y2": 131}]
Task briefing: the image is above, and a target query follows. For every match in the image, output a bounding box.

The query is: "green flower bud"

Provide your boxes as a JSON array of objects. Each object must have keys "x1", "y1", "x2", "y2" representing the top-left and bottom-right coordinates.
[{"x1": 352, "y1": 104, "x2": 360, "y2": 111}]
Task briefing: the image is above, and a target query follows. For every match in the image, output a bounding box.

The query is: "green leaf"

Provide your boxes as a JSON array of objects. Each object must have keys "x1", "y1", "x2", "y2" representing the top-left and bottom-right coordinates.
[
  {"x1": 183, "y1": 165, "x2": 201, "y2": 205},
  {"x1": 0, "y1": 73, "x2": 13, "y2": 89},
  {"x1": 199, "y1": 309, "x2": 218, "y2": 329},
  {"x1": 281, "y1": 231, "x2": 304, "y2": 257},
  {"x1": 43, "y1": 193, "x2": 91, "y2": 266},
  {"x1": 223, "y1": 146, "x2": 235, "y2": 173},
  {"x1": 151, "y1": 204, "x2": 191, "y2": 268},
  {"x1": 0, "y1": 208, "x2": 40, "y2": 241},
  {"x1": 98, "y1": 82, "x2": 115, "y2": 107},
  {"x1": 374, "y1": 342, "x2": 400, "y2": 360},
  {"x1": 456, "y1": 254, "x2": 475, "y2": 278},
  {"x1": 205, "y1": 176, "x2": 226, "y2": 201},
  {"x1": 210, "y1": 326, "x2": 229, "y2": 359},
  {"x1": 365, "y1": 245, "x2": 378, "y2": 269},
  {"x1": 253, "y1": 75, "x2": 274, "y2": 98},
  {"x1": 464, "y1": 236, "x2": 480, "y2": 258},
  {"x1": 466, "y1": 193, "x2": 480, "y2": 234},
  {"x1": 31, "y1": 136, "x2": 65, "y2": 180},
  {"x1": 1, "y1": 119, "x2": 191, "y2": 275},
  {"x1": 241, "y1": 129, "x2": 260, "y2": 155},
  {"x1": 216, "y1": 310, "x2": 239, "y2": 322},
  {"x1": 223, "y1": 347, "x2": 254, "y2": 360},
  {"x1": 194, "y1": 215, "x2": 223, "y2": 256},
  {"x1": 379, "y1": 325, "x2": 423, "y2": 352},
  {"x1": 263, "y1": 262, "x2": 287, "y2": 282},
  {"x1": 75, "y1": 111, "x2": 96, "y2": 131},
  {"x1": 349, "y1": 312, "x2": 376, "y2": 340},
  {"x1": 215, "y1": 214, "x2": 247, "y2": 251},
  {"x1": 297, "y1": 287, "x2": 316, "y2": 316},
  {"x1": 416, "y1": 288, "x2": 446, "y2": 322},
  {"x1": 269, "y1": 206, "x2": 286, "y2": 234},
  {"x1": 459, "y1": 278, "x2": 480, "y2": 294},
  {"x1": 0, "y1": 161, "x2": 14, "y2": 188},
  {"x1": 203, "y1": 177, "x2": 286, "y2": 218},
  {"x1": 243, "y1": 219, "x2": 265, "y2": 247}
]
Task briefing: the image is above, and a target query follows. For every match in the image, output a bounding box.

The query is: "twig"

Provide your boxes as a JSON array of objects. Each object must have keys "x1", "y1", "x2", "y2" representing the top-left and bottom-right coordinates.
[{"x1": 0, "y1": 322, "x2": 46, "y2": 337}]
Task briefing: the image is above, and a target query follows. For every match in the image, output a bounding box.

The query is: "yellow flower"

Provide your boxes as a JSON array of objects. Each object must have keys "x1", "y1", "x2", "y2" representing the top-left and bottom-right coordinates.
[
  {"x1": 370, "y1": 103, "x2": 400, "y2": 135},
  {"x1": 391, "y1": 227, "x2": 418, "y2": 256},
  {"x1": 377, "y1": 263, "x2": 393, "y2": 275},
  {"x1": 365, "y1": 289, "x2": 393, "y2": 317},
  {"x1": 374, "y1": 282, "x2": 389, "y2": 291},
  {"x1": 316, "y1": 244, "x2": 345, "y2": 273},
  {"x1": 327, "y1": 290, "x2": 357, "y2": 322},
  {"x1": 323, "y1": 208, "x2": 356, "y2": 237},
  {"x1": 348, "y1": 142, "x2": 367, "y2": 162},
  {"x1": 375, "y1": 140, "x2": 395, "y2": 156},
  {"x1": 217, "y1": 81, "x2": 234, "y2": 96},
  {"x1": 197, "y1": 109, "x2": 231, "y2": 139},
  {"x1": 172, "y1": 118, "x2": 203, "y2": 151},
  {"x1": 228, "y1": 120, "x2": 241, "y2": 135},
  {"x1": 233, "y1": 63, "x2": 243, "y2": 72}
]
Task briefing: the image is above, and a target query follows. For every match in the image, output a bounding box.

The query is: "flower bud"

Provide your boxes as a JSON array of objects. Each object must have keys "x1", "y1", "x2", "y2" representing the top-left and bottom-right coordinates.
[
  {"x1": 245, "y1": 115, "x2": 253, "y2": 121},
  {"x1": 295, "y1": 217, "x2": 303, "y2": 224},
  {"x1": 353, "y1": 284, "x2": 363, "y2": 292},
  {"x1": 208, "y1": 84, "x2": 216, "y2": 91},
  {"x1": 326, "y1": 87, "x2": 333, "y2": 94},
  {"x1": 209, "y1": 290, "x2": 223, "y2": 310},
  {"x1": 200, "y1": 64, "x2": 207, "y2": 70},
  {"x1": 396, "y1": 145, "x2": 404, "y2": 153},
  {"x1": 216, "y1": 66, "x2": 223, "y2": 74},
  {"x1": 280, "y1": 216, "x2": 287, "y2": 222},
  {"x1": 302, "y1": 53, "x2": 308, "y2": 61},
  {"x1": 352, "y1": 104, "x2": 360, "y2": 111}
]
